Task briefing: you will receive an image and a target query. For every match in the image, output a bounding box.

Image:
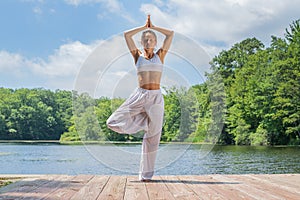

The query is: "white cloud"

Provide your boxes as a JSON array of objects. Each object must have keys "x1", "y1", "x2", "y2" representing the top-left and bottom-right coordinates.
[
  {"x1": 74, "y1": 35, "x2": 133, "y2": 97},
  {"x1": 32, "y1": 41, "x2": 98, "y2": 77},
  {"x1": 64, "y1": 0, "x2": 135, "y2": 23},
  {"x1": 0, "y1": 40, "x2": 101, "y2": 90},
  {"x1": 65, "y1": 0, "x2": 121, "y2": 11},
  {"x1": 141, "y1": 0, "x2": 300, "y2": 50},
  {"x1": 33, "y1": 7, "x2": 43, "y2": 15},
  {"x1": 0, "y1": 36, "x2": 138, "y2": 96},
  {"x1": 0, "y1": 51, "x2": 31, "y2": 77},
  {"x1": 0, "y1": 51, "x2": 25, "y2": 71},
  {"x1": 49, "y1": 8, "x2": 56, "y2": 13}
]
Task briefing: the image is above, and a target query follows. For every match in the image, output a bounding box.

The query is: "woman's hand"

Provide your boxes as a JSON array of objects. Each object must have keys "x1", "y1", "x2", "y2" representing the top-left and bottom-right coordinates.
[{"x1": 145, "y1": 15, "x2": 154, "y2": 28}]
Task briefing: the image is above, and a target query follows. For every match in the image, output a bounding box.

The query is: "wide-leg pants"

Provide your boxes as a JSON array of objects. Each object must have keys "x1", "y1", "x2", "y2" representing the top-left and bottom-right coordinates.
[{"x1": 106, "y1": 87, "x2": 164, "y2": 180}]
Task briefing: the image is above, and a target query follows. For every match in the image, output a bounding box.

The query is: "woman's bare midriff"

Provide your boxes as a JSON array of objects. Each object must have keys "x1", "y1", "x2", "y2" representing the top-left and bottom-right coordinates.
[
  {"x1": 140, "y1": 83, "x2": 160, "y2": 90},
  {"x1": 138, "y1": 71, "x2": 161, "y2": 90}
]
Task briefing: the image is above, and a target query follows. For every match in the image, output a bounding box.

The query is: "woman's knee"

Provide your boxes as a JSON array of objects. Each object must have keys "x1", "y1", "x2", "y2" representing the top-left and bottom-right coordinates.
[
  {"x1": 106, "y1": 116, "x2": 120, "y2": 132},
  {"x1": 106, "y1": 115, "x2": 114, "y2": 127}
]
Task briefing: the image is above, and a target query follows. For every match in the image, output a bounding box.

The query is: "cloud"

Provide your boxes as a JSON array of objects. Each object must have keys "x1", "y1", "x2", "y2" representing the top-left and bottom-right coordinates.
[
  {"x1": 33, "y1": 6, "x2": 43, "y2": 15},
  {"x1": 65, "y1": 0, "x2": 120, "y2": 11},
  {"x1": 0, "y1": 36, "x2": 138, "y2": 96},
  {"x1": 74, "y1": 35, "x2": 134, "y2": 97},
  {"x1": 32, "y1": 41, "x2": 98, "y2": 77},
  {"x1": 64, "y1": 0, "x2": 135, "y2": 23},
  {"x1": 141, "y1": 0, "x2": 300, "y2": 49},
  {"x1": 0, "y1": 40, "x2": 100, "y2": 90},
  {"x1": 0, "y1": 51, "x2": 31, "y2": 77}
]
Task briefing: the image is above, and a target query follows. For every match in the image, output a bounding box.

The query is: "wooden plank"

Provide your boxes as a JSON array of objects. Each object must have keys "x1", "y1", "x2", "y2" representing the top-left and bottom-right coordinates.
[
  {"x1": 96, "y1": 176, "x2": 126, "y2": 200},
  {"x1": 228, "y1": 174, "x2": 297, "y2": 200},
  {"x1": 70, "y1": 175, "x2": 110, "y2": 200},
  {"x1": 123, "y1": 176, "x2": 149, "y2": 200},
  {"x1": 0, "y1": 175, "x2": 49, "y2": 193},
  {"x1": 245, "y1": 175, "x2": 300, "y2": 199},
  {"x1": 22, "y1": 175, "x2": 78, "y2": 200},
  {"x1": 56, "y1": 175, "x2": 94, "y2": 199},
  {"x1": 145, "y1": 175, "x2": 175, "y2": 200},
  {"x1": 271, "y1": 173, "x2": 300, "y2": 182},
  {"x1": 211, "y1": 174, "x2": 275, "y2": 200},
  {"x1": 203, "y1": 175, "x2": 252, "y2": 200},
  {"x1": 255, "y1": 174, "x2": 300, "y2": 192},
  {"x1": 39, "y1": 175, "x2": 84, "y2": 200},
  {"x1": 160, "y1": 175, "x2": 199, "y2": 200},
  {"x1": 0, "y1": 175, "x2": 60, "y2": 199},
  {"x1": 177, "y1": 175, "x2": 227, "y2": 200},
  {"x1": 281, "y1": 173, "x2": 300, "y2": 184},
  {"x1": 223, "y1": 175, "x2": 284, "y2": 200}
]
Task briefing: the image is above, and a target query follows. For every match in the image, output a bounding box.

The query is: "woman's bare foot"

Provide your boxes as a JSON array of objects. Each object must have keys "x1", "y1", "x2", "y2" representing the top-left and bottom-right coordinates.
[{"x1": 140, "y1": 179, "x2": 151, "y2": 182}]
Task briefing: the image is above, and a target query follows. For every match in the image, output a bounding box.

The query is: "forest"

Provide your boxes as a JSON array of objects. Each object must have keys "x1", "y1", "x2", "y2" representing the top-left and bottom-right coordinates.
[{"x1": 0, "y1": 20, "x2": 299, "y2": 145}]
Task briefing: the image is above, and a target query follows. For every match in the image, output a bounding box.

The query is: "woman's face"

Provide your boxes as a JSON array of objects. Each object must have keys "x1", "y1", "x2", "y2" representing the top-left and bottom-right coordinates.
[{"x1": 142, "y1": 32, "x2": 157, "y2": 50}]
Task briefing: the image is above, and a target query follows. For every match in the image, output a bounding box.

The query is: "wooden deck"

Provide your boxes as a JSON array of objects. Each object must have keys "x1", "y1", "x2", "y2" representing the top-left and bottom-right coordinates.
[{"x1": 0, "y1": 174, "x2": 299, "y2": 199}]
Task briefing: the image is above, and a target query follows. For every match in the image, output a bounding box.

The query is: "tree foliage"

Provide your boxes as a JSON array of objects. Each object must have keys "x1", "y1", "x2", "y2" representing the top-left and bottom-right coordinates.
[
  {"x1": 210, "y1": 19, "x2": 300, "y2": 145},
  {"x1": 0, "y1": 88, "x2": 72, "y2": 140}
]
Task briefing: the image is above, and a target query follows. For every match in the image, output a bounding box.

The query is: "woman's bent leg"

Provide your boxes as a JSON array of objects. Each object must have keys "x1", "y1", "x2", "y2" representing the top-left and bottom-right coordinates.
[{"x1": 106, "y1": 88, "x2": 148, "y2": 134}]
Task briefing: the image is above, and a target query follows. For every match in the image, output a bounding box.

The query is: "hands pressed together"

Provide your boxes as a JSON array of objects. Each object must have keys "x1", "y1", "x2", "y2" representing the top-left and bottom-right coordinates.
[{"x1": 145, "y1": 15, "x2": 154, "y2": 28}]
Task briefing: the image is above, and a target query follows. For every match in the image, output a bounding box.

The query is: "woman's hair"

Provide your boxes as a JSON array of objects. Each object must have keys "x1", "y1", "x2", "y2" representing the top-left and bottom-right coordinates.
[{"x1": 141, "y1": 30, "x2": 157, "y2": 42}]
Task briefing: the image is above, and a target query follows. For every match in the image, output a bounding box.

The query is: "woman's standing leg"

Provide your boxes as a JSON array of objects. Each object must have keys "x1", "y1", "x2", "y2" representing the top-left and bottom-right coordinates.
[{"x1": 139, "y1": 93, "x2": 164, "y2": 180}]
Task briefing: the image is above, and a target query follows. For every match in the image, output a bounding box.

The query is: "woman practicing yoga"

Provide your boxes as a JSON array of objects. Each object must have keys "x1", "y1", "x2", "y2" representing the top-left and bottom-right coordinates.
[{"x1": 106, "y1": 15, "x2": 174, "y2": 181}]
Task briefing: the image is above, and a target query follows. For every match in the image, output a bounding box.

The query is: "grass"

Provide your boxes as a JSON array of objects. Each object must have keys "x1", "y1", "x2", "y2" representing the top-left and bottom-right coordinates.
[
  {"x1": 0, "y1": 177, "x2": 23, "y2": 188},
  {"x1": 0, "y1": 180, "x2": 12, "y2": 188}
]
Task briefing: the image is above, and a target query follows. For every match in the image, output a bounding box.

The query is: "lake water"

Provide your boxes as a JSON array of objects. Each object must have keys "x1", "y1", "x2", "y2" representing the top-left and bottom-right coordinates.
[{"x1": 0, "y1": 143, "x2": 299, "y2": 175}]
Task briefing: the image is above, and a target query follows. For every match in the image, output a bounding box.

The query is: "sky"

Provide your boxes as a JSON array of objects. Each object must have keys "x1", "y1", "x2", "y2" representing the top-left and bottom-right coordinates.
[{"x1": 0, "y1": 0, "x2": 299, "y2": 97}]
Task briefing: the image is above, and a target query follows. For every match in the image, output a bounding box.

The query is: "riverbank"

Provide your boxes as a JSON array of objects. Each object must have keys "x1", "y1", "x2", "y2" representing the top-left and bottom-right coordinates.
[
  {"x1": 0, "y1": 140, "x2": 211, "y2": 145},
  {"x1": 1, "y1": 140, "x2": 299, "y2": 147},
  {"x1": 0, "y1": 140, "x2": 61, "y2": 144}
]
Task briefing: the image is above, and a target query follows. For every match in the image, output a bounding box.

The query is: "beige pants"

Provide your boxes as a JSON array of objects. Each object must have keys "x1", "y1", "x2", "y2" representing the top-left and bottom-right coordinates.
[{"x1": 106, "y1": 88, "x2": 164, "y2": 180}]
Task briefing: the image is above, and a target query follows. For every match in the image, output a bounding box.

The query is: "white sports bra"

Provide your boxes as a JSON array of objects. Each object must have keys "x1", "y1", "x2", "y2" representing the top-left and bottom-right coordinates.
[{"x1": 135, "y1": 53, "x2": 163, "y2": 73}]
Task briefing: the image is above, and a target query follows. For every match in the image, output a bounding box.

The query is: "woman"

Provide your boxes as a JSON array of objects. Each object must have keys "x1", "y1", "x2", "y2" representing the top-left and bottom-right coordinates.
[{"x1": 106, "y1": 15, "x2": 174, "y2": 181}]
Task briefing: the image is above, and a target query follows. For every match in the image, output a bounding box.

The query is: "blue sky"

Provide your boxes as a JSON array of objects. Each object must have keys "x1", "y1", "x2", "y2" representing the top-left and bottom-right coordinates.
[
  {"x1": 0, "y1": 0, "x2": 299, "y2": 97},
  {"x1": 0, "y1": 0, "x2": 140, "y2": 58}
]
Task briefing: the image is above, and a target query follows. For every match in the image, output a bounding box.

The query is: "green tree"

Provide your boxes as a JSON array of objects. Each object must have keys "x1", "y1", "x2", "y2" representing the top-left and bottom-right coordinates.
[
  {"x1": 285, "y1": 19, "x2": 300, "y2": 44},
  {"x1": 95, "y1": 97, "x2": 128, "y2": 141},
  {"x1": 72, "y1": 92, "x2": 102, "y2": 141},
  {"x1": 187, "y1": 84, "x2": 211, "y2": 142},
  {"x1": 60, "y1": 116, "x2": 80, "y2": 142},
  {"x1": 162, "y1": 87, "x2": 181, "y2": 141}
]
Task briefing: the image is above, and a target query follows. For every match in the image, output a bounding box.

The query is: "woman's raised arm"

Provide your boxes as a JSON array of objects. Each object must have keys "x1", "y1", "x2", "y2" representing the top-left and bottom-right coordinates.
[
  {"x1": 124, "y1": 19, "x2": 149, "y2": 63},
  {"x1": 148, "y1": 16, "x2": 174, "y2": 63}
]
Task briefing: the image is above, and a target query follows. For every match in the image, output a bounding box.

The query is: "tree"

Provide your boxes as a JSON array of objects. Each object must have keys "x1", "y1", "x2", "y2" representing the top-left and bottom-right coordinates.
[
  {"x1": 285, "y1": 19, "x2": 300, "y2": 44},
  {"x1": 162, "y1": 87, "x2": 181, "y2": 141},
  {"x1": 95, "y1": 97, "x2": 128, "y2": 141},
  {"x1": 72, "y1": 92, "x2": 102, "y2": 141}
]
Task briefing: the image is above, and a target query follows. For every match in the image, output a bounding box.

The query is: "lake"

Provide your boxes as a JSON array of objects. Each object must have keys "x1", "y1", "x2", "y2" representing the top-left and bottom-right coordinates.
[{"x1": 0, "y1": 143, "x2": 299, "y2": 175}]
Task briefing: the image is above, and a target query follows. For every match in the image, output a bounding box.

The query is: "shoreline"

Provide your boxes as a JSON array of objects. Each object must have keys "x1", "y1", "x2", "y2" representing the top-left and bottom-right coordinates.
[
  {"x1": 0, "y1": 140, "x2": 209, "y2": 145},
  {"x1": 0, "y1": 140, "x2": 299, "y2": 147}
]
